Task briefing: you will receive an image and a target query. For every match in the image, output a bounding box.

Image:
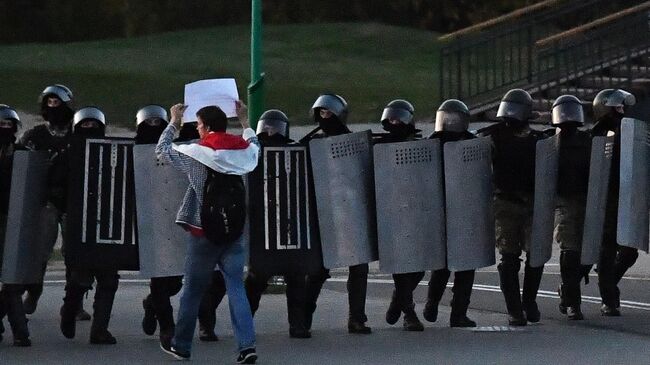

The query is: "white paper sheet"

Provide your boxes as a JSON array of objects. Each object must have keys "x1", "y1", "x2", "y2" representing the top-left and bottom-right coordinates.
[{"x1": 183, "y1": 78, "x2": 239, "y2": 121}]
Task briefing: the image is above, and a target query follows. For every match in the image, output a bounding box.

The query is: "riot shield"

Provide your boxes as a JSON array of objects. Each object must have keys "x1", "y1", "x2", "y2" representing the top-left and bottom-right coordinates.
[
  {"x1": 444, "y1": 137, "x2": 496, "y2": 271},
  {"x1": 581, "y1": 134, "x2": 615, "y2": 265},
  {"x1": 374, "y1": 139, "x2": 446, "y2": 274},
  {"x1": 529, "y1": 132, "x2": 560, "y2": 267},
  {"x1": 1, "y1": 151, "x2": 50, "y2": 284},
  {"x1": 65, "y1": 138, "x2": 139, "y2": 271},
  {"x1": 617, "y1": 118, "x2": 650, "y2": 252},
  {"x1": 248, "y1": 145, "x2": 323, "y2": 276},
  {"x1": 133, "y1": 144, "x2": 188, "y2": 278},
  {"x1": 309, "y1": 131, "x2": 378, "y2": 269}
]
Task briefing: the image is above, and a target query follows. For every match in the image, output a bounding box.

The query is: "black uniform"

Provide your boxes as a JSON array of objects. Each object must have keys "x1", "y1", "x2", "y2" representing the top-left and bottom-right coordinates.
[
  {"x1": 301, "y1": 123, "x2": 371, "y2": 333},
  {"x1": 244, "y1": 133, "x2": 311, "y2": 338},
  {"x1": 373, "y1": 130, "x2": 426, "y2": 331},
  {"x1": 491, "y1": 122, "x2": 555, "y2": 325},
  {"x1": 593, "y1": 114, "x2": 638, "y2": 313},
  {"x1": 555, "y1": 126, "x2": 592, "y2": 318},
  {"x1": 60, "y1": 126, "x2": 121, "y2": 345},
  {"x1": 425, "y1": 130, "x2": 477, "y2": 327}
]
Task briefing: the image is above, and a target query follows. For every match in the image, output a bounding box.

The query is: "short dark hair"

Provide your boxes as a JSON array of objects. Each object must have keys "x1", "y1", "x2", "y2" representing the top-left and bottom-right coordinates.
[{"x1": 196, "y1": 106, "x2": 227, "y2": 132}]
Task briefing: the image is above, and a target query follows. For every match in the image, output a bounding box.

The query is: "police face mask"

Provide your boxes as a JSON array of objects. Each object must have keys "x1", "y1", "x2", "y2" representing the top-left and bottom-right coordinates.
[
  {"x1": 135, "y1": 124, "x2": 166, "y2": 144},
  {"x1": 0, "y1": 127, "x2": 15, "y2": 145},
  {"x1": 258, "y1": 132, "x2": 290, "y2": 145},
  {"x1": 75, "y1": 126, "x2": 104, "y2": 138},
  {"x1": 317, "y1": 115, "x2": 348, "y2": 136}
]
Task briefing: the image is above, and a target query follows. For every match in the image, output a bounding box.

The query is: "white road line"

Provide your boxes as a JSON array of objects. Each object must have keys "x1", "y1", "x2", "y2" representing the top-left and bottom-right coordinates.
[{"x1": 328, "y1": 278, "x2": 650, "y2": 312}]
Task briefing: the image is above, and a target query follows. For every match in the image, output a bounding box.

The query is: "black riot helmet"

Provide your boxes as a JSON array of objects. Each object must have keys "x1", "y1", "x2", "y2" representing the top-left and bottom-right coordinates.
[
  {"x1": 496, "y1": 89, "x2": 534, "y2": 123},
  {"x1": 39, "y1": 84, "x2": 73, "y2": 107},
  {"x1": 592, "y1": 88, "x2": 636, "y2": 121},
  {"x1": 136, "y1": 105, "x2": 168, "y2": 126},
  {"x1": 310, "y1": 94, "x2": 348, "y2": 124},
  {"x1": 0, "y1": 104, "x2": 21, "y2": 129},
  {"x1": 434, "y1": 99, "x2": 470, "y2": 133},
  {"x1": 135, "y1": 105, "x2": 168, "y2": 144},
  {"x1": 73, "y1": 106, "x2": 106, "y2": 136},
  {"x1": 381, "y1": 99, "x2": 415, "y2": 131},
  {"x1": 256, "y1": 109, "x2": 289, "y2": 138},
  {"x1": 551, "y1": 95, "x2": 585, "y2": 127}
]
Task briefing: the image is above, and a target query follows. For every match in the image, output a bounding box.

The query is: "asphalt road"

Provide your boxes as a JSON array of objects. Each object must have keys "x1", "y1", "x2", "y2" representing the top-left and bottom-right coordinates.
[{"x1": 2, "y1": 246, "x2": 650, "y2": 365}]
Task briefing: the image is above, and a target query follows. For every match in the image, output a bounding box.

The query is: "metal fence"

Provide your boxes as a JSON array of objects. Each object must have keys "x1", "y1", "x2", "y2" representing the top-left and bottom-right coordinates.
[{"x1": 437, "y1": 0, "x2": 650, "y2": 112}]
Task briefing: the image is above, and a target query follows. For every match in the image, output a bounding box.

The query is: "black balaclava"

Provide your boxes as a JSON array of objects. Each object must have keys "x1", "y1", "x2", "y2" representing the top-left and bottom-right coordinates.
[
  {"x1": 0, "y1": 124, "x2": 17, "y2": 145},
  {"x1": 177, "y1": 123, "x2": 200, "y2": 142},
  {"x1": 257, "y1": 132, "x2": 292, "y2": 146},
  {"x1": 316, "y1": 112, "x2": 349, "y2": 136},
  {"x1": 385, "y1": 122, "x2": 416, "y2": 140},
  {"x1": 135, "y1": 123, "x2": 167, "y2": 144},
  {"x1": 74, "y1": 124, "x2": 105, "y2": 138},
  {"x1": 42, "y1": 98, "x2": 74, "y2": 127}
]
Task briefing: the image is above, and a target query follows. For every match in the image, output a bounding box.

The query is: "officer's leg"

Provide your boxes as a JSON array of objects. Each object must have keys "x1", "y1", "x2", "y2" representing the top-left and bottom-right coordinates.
[
  {"x1": 522, "y1": 255, "x2": 544, "y2": 323},
  {"x1": 0, "y1": 287, "x2": 4, "y2": 342},
  {"x1": 24, "y1": 204, "x2": 61, "y2": 314},
  {"x1": 2, "y1": 284, "x2": 30, "y2": 346},
  {"x1": 152, "y1": 276, "x2": 183, "y2": 345},
  {"x1": 284, "y1": 273, "x2": 310, "y2": 338},
  {"x1": 559, "y1": 250, "x2": 584, "y2": 320},
  {"x1": 423, "y1": 269, "x2": 451, "y2": 323},
  {"x1": 244, "y1": 269, "x2": 270, "y2": 315},
  {"x1": 450, "y1": 270, "x2": 476, "y2": 327},
  {"x1": 60, "y1": 269, "x2": 92, "y2": 339},
  {"x1": 347, "y1": 263, "x2": 371, "y2": 334},
  {"x1": 598, "y1": 217, "x2": 620, "y2": 316},
  {"x1": 614, "y1": 246, "x2": 638, "y2": 285},
  {"x1": 304, "y1": 268, "x2": 330, "y2": 331},
  {"x1": 198, "y1": 271, "x2": 226, "y2": 342},
  {"x1": 89, "y1": 270, "x2": 119, "y2": 344},
  {"x1": 554, "y1": 197, "x2": 585, "y2": 319},
  {"x1": 495, "y1": 196, "x2": 526, "y2": 326},
  {"x1": 142, "y1": 281, "x2": 158, "y2": 336},
  {"x1": 396, "y1": 272, "x2": 424, "y2": 331}
]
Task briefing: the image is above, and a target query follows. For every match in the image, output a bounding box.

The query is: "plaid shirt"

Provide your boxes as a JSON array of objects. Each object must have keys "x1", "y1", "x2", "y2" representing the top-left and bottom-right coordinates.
[{"x1": 155, "y1": 124, "x2": 259, "y2": 229}]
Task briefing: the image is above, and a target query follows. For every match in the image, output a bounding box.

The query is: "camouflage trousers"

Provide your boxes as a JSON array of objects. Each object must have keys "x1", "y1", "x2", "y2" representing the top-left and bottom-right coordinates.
[
  {"x1": 554, "y1": 194, "x2": 587, "y2": 252},
  {"x1": 494, "y1": 192, "x2": 534, "y2": 256}
]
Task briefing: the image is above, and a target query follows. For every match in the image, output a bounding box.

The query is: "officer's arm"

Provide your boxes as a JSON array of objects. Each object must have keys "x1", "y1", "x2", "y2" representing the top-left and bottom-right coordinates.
[{"x1": 17, "y1": 128, "x2": 35, "y2": 150}]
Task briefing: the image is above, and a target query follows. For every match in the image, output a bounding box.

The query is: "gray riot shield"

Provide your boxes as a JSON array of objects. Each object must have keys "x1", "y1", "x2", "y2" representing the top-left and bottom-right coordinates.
[
  {"x1": 617, "y1": 118, "x2": 650, "y2": 252},
  {"x1": 374, "y1": 139, "x2": 446, "y2": 274},
  {"x1": 444, "y1": 137, "x2": 496, "y2": 271},
  {"x1": 1, "y1": 151, "x2": 50, "y2": 284},
  {"x1": 581, "y1": 134, "x2": 615, "y2": 265},
  {"x1": 309, "y1": 131, "x2": 378, "y2": 269},
  {"x1": 248, "y1": 146, "x2": 323, "y2": 276},
  {"x1": 134, "y1": 144, "x2": 188, "y2": 278},
  {"x1": 529, "y1": 132, "x2": 560, "y2": 267}
]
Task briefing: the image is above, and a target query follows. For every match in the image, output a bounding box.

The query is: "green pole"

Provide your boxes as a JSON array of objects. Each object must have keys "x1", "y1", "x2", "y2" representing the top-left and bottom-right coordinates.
[{"x1": 248, "y1": 0, "x2": 264, "y2": 129}]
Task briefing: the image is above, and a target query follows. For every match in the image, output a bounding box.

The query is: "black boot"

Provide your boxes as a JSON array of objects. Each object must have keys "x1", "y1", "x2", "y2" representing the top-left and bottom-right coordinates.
[
  {"x1": 60, "y1": 285, "x2": 85, "y2": 339},
  {"x1": 402, "y1": 303, "x2": 424, "y2": 331},
  {"x1": 89, "y1": 276, "x2": 118, "y2": 345},
  {"x1": 142, "y1": 295, "x2": 157, "y2": 335},
  {"x1": 285, "y1": 274, "x2": 310, "y2": 339},
  {"x1": 522, "y1": 261, "x2": 544, "y2": 323},
  {"x1": 4, "y1": 286, "x2": 30, "y2": 346},
  {"x1": 497, "y1": 254, "x2": 526, "y2": 326},
  {"x1": 304, "y1": 271, "x2": 328, "y2": 331},
  {"x1": 449, "y1": 270, "x2": 476, "y2": 328},
  {"x1": 559, "y1": 251, "x2": 584, "y2": 320},
  {"x1": 386, "y1": 290, "x2": 401, "y2": 325},
  {"x1": 347, "y1": 264, "x2": 370, "y2": 333},
  {"x1": 199, "y1": 271, "x2": 225, "y2": 342},
  {"x1": 347, "y1": 316, "x2": 372, "y2": 334},
  {"x1": 423, "y1": 269, "x2": 450, "y2": 323}
]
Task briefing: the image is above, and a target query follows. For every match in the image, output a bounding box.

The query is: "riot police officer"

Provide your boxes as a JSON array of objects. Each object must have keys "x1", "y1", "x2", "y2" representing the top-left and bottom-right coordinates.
[
  {"x1": 60, "y1": 107, "x2": 119, "y2": 344},
  {"x1": 19, "y1": 85, "x2": 91, "y2": 319},
  {"x1": 552, "y1": 95, "x2": 591, "y2": 320},
  {"x1": 0, "y1": 105, "x2": 31, "y2": 346},
  {"x1": 244, "y1": 109, "x2": 313, "y2": 338},
  {"x1": 592, "y1": 89, "x2": 637, "y2": 316},
  {"x1": 491, "y1": 89, "x2": 555, "y2": 326},
  {"x1": 424, "y1": 99, "x2": 477, "y2": 328},
  {"x1": 374, "y1": 99, "x2": 426, "y2": 331},
  {"x1": 301, "y1": 94, "x2": 371, "y2": 334}
]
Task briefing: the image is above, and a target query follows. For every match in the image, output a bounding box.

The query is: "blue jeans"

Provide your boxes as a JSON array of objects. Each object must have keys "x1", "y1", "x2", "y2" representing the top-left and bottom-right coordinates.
[{"x1": 173, "y1": 235, "x2": 256, "y2": 353}]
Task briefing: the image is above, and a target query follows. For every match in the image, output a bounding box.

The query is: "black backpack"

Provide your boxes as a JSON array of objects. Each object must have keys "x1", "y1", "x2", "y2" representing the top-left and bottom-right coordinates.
[{"x1": 201, "y1": 168, "x2": 246, "y2": 245}]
